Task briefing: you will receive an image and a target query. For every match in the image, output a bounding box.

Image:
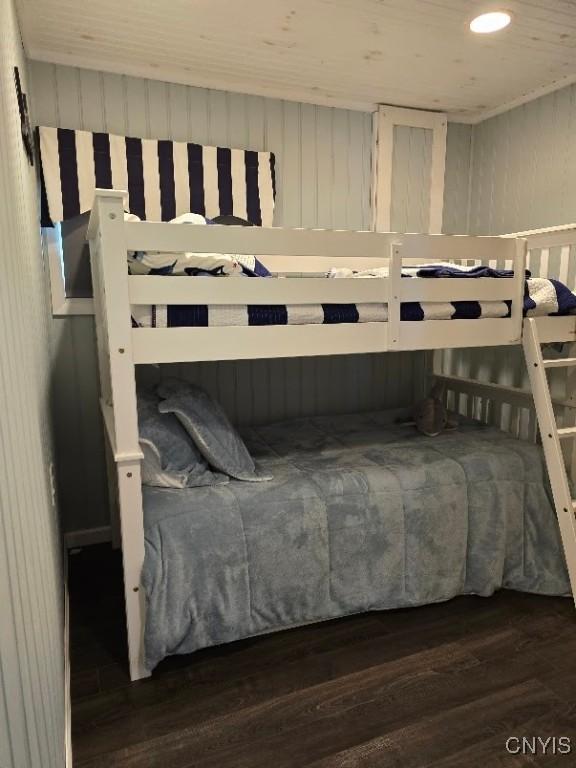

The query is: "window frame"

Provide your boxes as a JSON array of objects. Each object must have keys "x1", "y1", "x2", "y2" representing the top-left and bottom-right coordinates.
[
  {"x1": 43, "y1": 225, "x2": 94, "y2": 316},
  {"x1": 371, "y1": 105, "x2": 447, "y2": 234}
]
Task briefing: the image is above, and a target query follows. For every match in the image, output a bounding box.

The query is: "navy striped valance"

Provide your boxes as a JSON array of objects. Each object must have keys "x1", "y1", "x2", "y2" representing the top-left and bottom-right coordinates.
[{"x1": 39, "y1": 126, "x2": 276, "y2": 227}]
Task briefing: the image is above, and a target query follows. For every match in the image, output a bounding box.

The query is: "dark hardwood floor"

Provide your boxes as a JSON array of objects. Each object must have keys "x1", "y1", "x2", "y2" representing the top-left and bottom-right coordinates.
[{"x1": 69, "y1": 544, "x2": 576, "y2": 767}]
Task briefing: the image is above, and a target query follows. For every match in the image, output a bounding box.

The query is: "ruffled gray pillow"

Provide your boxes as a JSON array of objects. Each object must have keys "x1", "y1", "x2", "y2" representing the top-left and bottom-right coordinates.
[
  {"x1": 137, "y1": 392, "x2": 227, "y2": 488},
  {"x1": 157, "y1": 379, "x2": 270, "y2": 482}
]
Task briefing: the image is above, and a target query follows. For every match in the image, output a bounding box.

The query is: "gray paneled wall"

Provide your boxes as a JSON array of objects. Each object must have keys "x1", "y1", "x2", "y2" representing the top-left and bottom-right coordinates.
[
  {"x1": 389, "y1": 122, "x2": 472, "y2": 235},
  {"x1": 443, "y1": 83, "x2": 576, "y2": 425},
  {"x1": 468, "y1": 84, "x2": 576, "y2": 236},
  {"x1": 390, "y1": 125, "x2": 432, "y2": 233},
  {"x1": 0, "y1": 2, "x2": 64, "y2": 767},
  {"x1": 137, "y1": 352, "x2": 425, "y2": 427},
  {"x1": 29, "y1": 62, "x2": 373, "y2": 231},
  {"x1": 27, "y1": 61, "x2": 416, "y2": 534},
  {"x1": 443, "y1": 122, "x2": 472, "y2": 235},
  {"x1": 29, "y1": 61, "x2": 469, "y2": 534}
]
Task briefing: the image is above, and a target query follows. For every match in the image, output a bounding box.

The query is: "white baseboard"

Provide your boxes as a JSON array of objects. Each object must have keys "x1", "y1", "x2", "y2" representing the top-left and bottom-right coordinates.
[
  {"x1": 64, "y1": 581, "x2": 72, "y2": 768},
  {"x1": 65, "y1": 525, "x2": 112, "y2": 549}
]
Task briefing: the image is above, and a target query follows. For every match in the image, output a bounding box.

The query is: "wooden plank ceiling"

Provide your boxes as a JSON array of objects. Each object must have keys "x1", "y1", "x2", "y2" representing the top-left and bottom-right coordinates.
[{"x1": 16, "y1": 0, "x2": 576, "y2": 121}]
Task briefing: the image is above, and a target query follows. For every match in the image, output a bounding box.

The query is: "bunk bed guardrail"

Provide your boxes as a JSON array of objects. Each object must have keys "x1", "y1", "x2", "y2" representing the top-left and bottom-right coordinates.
[
  {"x1": 437, "y1": 223, "x2": 576, "y2": 446},
  {"x1": 88, "y1": 189, "x2": 527, "y2": 368}
]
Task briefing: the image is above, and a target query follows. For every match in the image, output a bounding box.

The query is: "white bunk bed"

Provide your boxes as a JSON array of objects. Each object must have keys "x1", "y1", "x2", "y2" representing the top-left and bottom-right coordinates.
[{"x1": 87, "y1": 189, "x2": 576, "y2": 681}]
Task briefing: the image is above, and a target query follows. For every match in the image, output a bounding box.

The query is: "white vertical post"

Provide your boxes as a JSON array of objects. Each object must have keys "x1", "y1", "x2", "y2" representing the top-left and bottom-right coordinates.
[
  {"x1": 104, "y1": 441, "x2": 122, "y2": 550},
  {"x1": 87, "y1": 190, "x2": 149, "y2": 681},
  {"x1": 510, "y1": 238, "x2": 527, "y2": 342},
  {"x1": 388, "y1": 243, "x2": 402, "y2": 350},
  {"x1": 565, "y1": 340, "x2": 576, "y2": 500},
  {"x1": 116, "y1": 460, "x2": 148, "y2": 680},
  {"x1": 89, "y1": 231, "x2": 112, "y2": 405}
]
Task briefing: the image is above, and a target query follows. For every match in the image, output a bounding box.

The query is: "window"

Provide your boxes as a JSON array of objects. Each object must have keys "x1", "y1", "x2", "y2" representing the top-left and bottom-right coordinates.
[
  {"x1": 44, "y1": 212, "x2": 94, "y2": 315},
  {"x1": 59, "y1": 212, "x2": 93, "y2": 298}
]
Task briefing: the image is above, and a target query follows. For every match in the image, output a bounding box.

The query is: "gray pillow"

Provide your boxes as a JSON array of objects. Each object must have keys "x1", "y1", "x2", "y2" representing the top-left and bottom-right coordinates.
[
  {"x1": 137, "y1": 392, "x2": 227, "y2": 488},
  {"x1": 157, "y1": 380, "x2": 270, "y2": 482}
]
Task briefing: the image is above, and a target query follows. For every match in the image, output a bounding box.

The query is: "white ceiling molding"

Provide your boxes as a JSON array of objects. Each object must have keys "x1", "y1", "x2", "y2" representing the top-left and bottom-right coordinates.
[
  {"x1": 27, "y1": 48, "x2": 378, "y2": 112},
  {"x1": 28, "y1": 48, "x2": 576, "y2": 127},
  {"x1": 24, "y1": 50, "x2": 376, "y2": 114},
  {"x1": 450, "y1": 73, "x2": 576, "y2": 124},
  {"x1": 17, "y1": 0, "x2": 576, "y2": 124}
]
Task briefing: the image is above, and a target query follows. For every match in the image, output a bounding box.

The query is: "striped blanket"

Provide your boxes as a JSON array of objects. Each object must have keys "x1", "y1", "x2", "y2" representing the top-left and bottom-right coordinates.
[{"x1": 131, "y1": 266, "x2": 576, "y2": 328}]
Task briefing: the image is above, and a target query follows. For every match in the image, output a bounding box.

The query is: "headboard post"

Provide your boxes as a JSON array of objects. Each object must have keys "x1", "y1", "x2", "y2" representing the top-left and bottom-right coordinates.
[{"x1": 87, "y1": 189, "x2": 149, "y2": 680}]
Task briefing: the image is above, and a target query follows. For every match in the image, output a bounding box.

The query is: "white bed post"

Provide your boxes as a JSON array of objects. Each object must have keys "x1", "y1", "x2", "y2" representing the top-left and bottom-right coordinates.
[
  {"x1": 511, "y1": 238, "x2": 528, "y2": 343},
  {"x1": 388, "y1": 243, "x2": 402, "y2": 350},
  {"x1": 87, "y1": 190, "x2": 149, "y2": 681}
]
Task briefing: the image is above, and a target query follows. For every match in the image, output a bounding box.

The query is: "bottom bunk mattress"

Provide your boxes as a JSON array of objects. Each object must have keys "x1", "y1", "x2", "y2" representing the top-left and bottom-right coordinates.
[{"x1": 142, "y1": 411, "x2": 570, "y2": 670}]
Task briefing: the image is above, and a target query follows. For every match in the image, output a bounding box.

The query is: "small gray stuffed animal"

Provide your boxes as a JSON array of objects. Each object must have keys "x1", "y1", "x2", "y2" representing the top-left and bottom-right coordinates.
[{"x1": 412, "y1": 381, "x2": 458, "y2": 437}]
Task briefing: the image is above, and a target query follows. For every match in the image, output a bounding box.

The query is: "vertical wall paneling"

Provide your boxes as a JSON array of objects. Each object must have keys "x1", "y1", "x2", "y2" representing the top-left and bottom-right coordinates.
[
  {"x1": 444, "y1": 80, "x2": 576, "y2": 441},
  {"x1": 31, "y1": 60, "x2": 423, "y2": 534},
  {"x1": 442, "y1": 122, "x2": 472, "y2": 235},
  {"x1": 314, "y1": 105, "x2": 334, "y2": 229},
  {"x1": 0, "y1": 3, "x2": 64, "y2": 766},
  {"x1": 300, "y1": 102, "x2": 318, "y2": 229},
  {"x1": 468, "y1": 83, "x2": 576, "y2": 236},
  {"x1": 29, "y1": 60, "x2": 470, "y2": 534},
  {"x1": 390, "y1": 125, "x2": 432, "y2": 233},
  {"x1": 139, "y1": 353, "x2": 418, "y2": 429},
  {"x1": 103, "y1": 72, "x2": 129, "y2": 136}
]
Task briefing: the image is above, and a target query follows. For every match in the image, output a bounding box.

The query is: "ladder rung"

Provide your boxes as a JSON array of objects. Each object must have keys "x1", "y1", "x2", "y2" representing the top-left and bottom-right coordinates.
[
  {"x1": 543, "y1": 358, "x2": 576, "y2": 369},
  {"x1": 557, "y1": 427, "x2": 576, "y2": 439}
]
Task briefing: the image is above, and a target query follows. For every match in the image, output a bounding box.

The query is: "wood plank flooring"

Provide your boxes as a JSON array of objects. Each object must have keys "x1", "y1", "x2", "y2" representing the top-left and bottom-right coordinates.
[{"x1": 69, "y1": 544, "x2": 576, "y2": 767}]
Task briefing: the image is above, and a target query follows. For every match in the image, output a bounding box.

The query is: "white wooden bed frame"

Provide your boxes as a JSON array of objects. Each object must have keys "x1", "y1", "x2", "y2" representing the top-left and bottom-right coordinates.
[{"x1": 87, "y1": 189, "x2": 576, "y2": 681}]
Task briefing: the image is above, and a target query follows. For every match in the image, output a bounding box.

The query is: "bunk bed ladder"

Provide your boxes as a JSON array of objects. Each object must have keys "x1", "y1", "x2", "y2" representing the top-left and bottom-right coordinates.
[{"x1": 523, "y1": 317, "x2": 576, "y2": 605}]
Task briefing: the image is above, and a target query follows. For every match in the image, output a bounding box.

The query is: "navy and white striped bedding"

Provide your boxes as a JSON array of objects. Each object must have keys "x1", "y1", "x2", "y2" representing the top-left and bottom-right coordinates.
[
  {"x1": 133, "y1": 303, "x2": 391, "y2": 328},
  {"x1": 131, "y1": 264, "x2": 576, "y2": 328},
  {"x1": 39, "y1": 128, "x2": 276, "y2": 227}
]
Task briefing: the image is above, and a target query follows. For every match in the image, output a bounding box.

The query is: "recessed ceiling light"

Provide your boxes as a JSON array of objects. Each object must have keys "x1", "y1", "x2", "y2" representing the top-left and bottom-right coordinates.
[{"x1": 470, "y1": 11, "x2": 511, "y2": 34}]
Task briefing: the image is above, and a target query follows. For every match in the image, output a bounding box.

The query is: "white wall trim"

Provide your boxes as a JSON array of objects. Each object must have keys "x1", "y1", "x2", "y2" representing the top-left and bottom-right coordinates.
[
  {"x1": 64, "y1": 583, "x2": 72, "y2": 768},
  {"x1": 372, "y1": 105, "x2": 447, "y2": 234},
  {"x1": 65, "y1": 526, "x2": 111, "y2": 549}
]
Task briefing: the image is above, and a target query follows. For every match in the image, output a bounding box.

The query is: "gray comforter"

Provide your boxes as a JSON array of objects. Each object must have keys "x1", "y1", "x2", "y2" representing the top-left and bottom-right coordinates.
[{"x1": 142, "y1": 411, "x2": 570, "y2": 670}]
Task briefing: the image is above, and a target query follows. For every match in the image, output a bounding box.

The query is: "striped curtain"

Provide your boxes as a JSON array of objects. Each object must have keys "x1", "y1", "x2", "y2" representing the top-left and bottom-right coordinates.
[{"x1": 39, "y1": 127, "x2": 276, "y2": 227}]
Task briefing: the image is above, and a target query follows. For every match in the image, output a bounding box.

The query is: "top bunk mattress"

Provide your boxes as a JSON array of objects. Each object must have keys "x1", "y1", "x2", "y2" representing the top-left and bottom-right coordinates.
[
  {"x1": 130, "y1": 257, "x2": 576, "y2": 328},
  {"x1": 132, "y1": 300, "x2": 511, "y2": 327}
]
